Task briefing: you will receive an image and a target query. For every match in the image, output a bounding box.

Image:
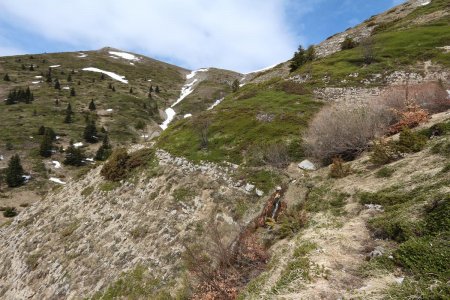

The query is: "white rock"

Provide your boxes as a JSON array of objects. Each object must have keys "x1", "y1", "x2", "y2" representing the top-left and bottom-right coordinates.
[
  {"x1": 276, "y1": 186, "x2": 282, "y2": 191},
  {"x1": 298, "y1": 159, "x2": 316, "y2": 171},
  {"x1": 244, "y1": 183, "x2": 255, "y2": 192},
  {"x1": 255, "y1": 189, "x2": 264, "y2": 197}
]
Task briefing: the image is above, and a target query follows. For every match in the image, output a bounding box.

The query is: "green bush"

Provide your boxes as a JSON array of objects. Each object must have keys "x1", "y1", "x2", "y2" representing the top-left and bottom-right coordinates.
[
  {"x1": 368, "y1": 215, "x2": 423, "y2": 242},
  {"x1": 394, "y1": 236, "x2": 450, "y2": 280},
  {"x1": 431, "y1": 141, "x2": 450, "y2": 157},
  {"x1": 3, "y1": 207, "x2": 18, "y2": 218},
  {"x1": 424, "y1": 196, "x2": 450, "y2": 234},
  {"x1": 370, "y1": 140, "x2": 401, "y2": 165},
  {"x1": 341, "y1": 36, "x2": 357, "y2": 50},
  {"x1": 397, "y1": 128, "x2": 427, "y2": 153},
  {"x1": 100, "y1": 148, "x2": 129, "y2": 181}
]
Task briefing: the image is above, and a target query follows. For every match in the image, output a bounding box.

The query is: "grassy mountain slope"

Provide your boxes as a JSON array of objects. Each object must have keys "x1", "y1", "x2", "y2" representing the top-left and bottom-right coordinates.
[{"x1": 158, "y1": 0, "x2": 449, "y2": 165}]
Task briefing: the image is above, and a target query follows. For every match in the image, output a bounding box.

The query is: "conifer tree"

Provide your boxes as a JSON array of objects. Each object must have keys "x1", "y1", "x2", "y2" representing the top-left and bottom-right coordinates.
[
  {"x1": 33, "y1": 108, "x2": 37, "y2": 116},
  {"x1": 88, "y1": 99, "x2": 96, "y2": 111},
  {"x1": 3, "y1": 74, "x2": 10, "y2": 81},
  {"x1": 95, "y1": 133, "x2": 112, "y2": 161},
  {"x1": 46, "y1": 72, "x2": 52, "y2": 83},
  {"x1": 84, "y1": 119, "x2": 98, "y2": 143},
  {"x1": 112, "y1": 86, "x2": 116, "y2": 92},
  {"x1": 29, "y1": 64, "x2": 34, "y2": 71},
  {"x1": 70, "y1": 87, "x2": 76, "y2": 97},
  {"x1": 64, "y1": 142, "x2": 84, "y2": 166},
  {"x1": 38, "y1": 125, "x2": 46, "y2": 135},
  {"x1": 108, "y1": 83, "x2": 112, "y2": 89},
  {"x1": 101, "y1": 73, "x2": 105, "y2": 80},
  {"x1": 39, "y1": 129, "x2": 53, "y2": 157},
  {"x1": 67, "y1": 74, "x2": 72, "y2": 82},
  {"x1": 64, "y1": 103, "x2": 73, "y2": 123},
  {"x1": 67, "y1": 103, "x2": 73, "y2": 114},
  {"x1": 129, "y1": 87, "x2": 133, "y2": 94},
  {"x1": 155, "y1": 86, "x2": 160, "y2": 93},
  {"x1": 232, "y1": 79, "x2": 240, "y2": 92},
  {"x1": 149, "y1": 85, "x2": 154, "y2": 93},
  {"x1": 6, "y1": 154, "x2": 25, "y2": 187},
  {"x1": 21, "y1": 64, "x2": 26, "y2": 70},
  {"x1": 77, "y1": 80, "x2": 81, "y2": 85},
  {"x1": 54, "y1": 79, "x2": 61, "y2": 90}
]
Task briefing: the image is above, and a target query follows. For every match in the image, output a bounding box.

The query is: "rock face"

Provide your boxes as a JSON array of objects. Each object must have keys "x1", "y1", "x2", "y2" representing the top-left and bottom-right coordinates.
[{"x1": 0, "y1": 148, "x2": 257, "y2": 299}]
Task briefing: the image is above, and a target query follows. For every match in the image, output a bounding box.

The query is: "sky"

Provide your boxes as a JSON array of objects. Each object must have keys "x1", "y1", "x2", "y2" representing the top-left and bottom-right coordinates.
[{"x1": 0, "y1": 0, "x2": 405, "y2": 73}]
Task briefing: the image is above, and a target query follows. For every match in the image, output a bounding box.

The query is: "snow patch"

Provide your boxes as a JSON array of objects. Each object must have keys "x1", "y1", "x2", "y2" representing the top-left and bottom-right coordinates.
[
  {"x1": 147, "y1": 79, "x2": 152, "y2": 82},
  {"x1": 106, "y1": 108, "x2": 114, "y2": 112},
  {"x1": 184, "y1": 114, "x2": 192, "y2": 118},
  {"x1": 420, "y1": 0, "x2": 431, "y2": 6},
  {"x1": 186, "y1": 68, "x2": 208, "y2": 80},
  {"x1": 244, "y1": 63, "x2": 278, "y2": 75},
  {"x1": 49, "y1": 177, "x2": 66, "y2": 185},
  {"x1": 109, "y1": 51, "x2": 140, "y2": 61},
  {"x1": 160, "y1": 108, "x2": 176, "y2": 130},
  {"x1": 109, "y1": 55, "x2": 119, "y2": 59},
  {"x1": 82, "y1": 67, "x2": 128, "y2": 84},
  {"x1": 52, "y1": 161, "x2": 61, "y2": 169},
  {"x1": 129, "y1": 62, "x2": 135, "y2": 66},
  {"x1": 77, "y1": 53, "x2": 88, "y2": 58},
  {"x1": 22, "y1": 175, "x2": 31, "y2": 182},
  {"x1": 34, "y1": 75, "x2": 42, "y2": 78},
  {"x1": 62, "y1": 86, "x2": 70, "y2": 90},
  {"x1": 73, "y1": 142, "x2": 83, "y2": 148},
  {"x1": 207, "y1": 97, "x2": 224, "y2": 110},
  {"x1": 32, "y1": 81, "x2": 40, "y2": 84},
  {"x1": 49, "y1": 65, "x2": 60, "y2": 68}
]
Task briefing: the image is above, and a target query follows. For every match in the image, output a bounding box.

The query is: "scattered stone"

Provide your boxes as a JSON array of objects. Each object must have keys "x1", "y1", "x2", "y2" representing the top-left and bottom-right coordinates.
[
  {"x1": 364, "y1": 204, "x2": 384, "y2": 212},
  {"x1": 298, "y1": 160, "x2": 316, "y2": 171},
  {"x1": 255, "y1": 189, "x2": 264, "y2": 197},
  {"x1": 368, "y1": 246, "x2": 385, "y2": 259},
  {"x1": 244, "y1": 183, "x2": 255, "y2": 192}
]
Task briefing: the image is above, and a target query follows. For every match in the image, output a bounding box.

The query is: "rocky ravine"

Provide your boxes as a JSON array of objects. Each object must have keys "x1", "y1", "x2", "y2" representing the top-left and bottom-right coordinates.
[{"x1": 0, "y1": 148, "x2": 267, "y2": 299}]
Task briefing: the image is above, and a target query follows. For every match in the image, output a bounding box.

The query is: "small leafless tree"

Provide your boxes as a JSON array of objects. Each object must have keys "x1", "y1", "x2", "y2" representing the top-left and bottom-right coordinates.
[
  {"x1": 361, "y1": 37, "x2": 375, "y2": 64},
  {"x1": 194, "y1": 116, "x2": 211, "y2": 150}
]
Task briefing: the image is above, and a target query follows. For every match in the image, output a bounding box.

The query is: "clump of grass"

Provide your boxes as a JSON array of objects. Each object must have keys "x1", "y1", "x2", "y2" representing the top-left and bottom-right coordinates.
[
  {"x1": 99, "y1": 181, "x2": 120, "y2": 192},
  {"x1": 81, "y1": 186, "x2": 94, "y2": 197},
  {"x1": 375, "y1": 166, "x2": 395, "y2": 178},
  {"x1": 271, "y1": 242, "x2": 316, "y2": 294},
  {"x1": 172, "y1": 187, "x2": 196, "y2": 203},
  {"x1": 3, "y1": 207, "x2": 18, "y2": 218}
]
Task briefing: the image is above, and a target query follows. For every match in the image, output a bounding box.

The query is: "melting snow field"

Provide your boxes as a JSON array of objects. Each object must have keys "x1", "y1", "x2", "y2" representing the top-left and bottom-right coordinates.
[
  {"x1": 160, "y1": 69, "x2": 207, "y2": 130},
  {"x1": 31, "y1": 81, "x2": 40, "y2": 84},
  {"x1": 82, "y1": 67, "x2": 128, "y2": 84},
  {"x1": 73, "y1": 142, "x2": 83, "y2": 148},
  {"x1": 160, "y1": 108, "x2": 176, "y2": 130},
  {"x1": 207, "y1": 97, "x2": 224, "y2": 110},
  {"x1": 109, "y1": 51, "x2": 140, "y2": 61},
  {"x1": 49, "y1": 65, "x2": 60, "y2": 68},
  {"x1": 52, "y1": 161, "x2": 61, "y2": 169},
  {"x1": 49, "y1": 177, "x2": 66, "y2": 185},
  {"x1": 184, "y1": 114, "x2": 192, "y2": 118},
  {"x1": 78, "y1": 53, "x2": 88, "y2": 58}
]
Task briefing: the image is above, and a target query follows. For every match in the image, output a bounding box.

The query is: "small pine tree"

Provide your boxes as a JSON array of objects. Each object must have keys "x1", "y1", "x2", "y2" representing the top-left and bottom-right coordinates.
[
  {"x1": 55, "y1": 99, "x2": 59, "y2": 106},
  {"x1": 67, "y1": 74, "x2": 72, "y2": 82},
  {"x1": 54, "y1": 79, "x2": 61, "y2": 90},
  {"x1": 38, "y1": 125, "x2": 46, "y2": 135},
  {"x1": 66, "y1": 103, "x2": 73, "y2": 114},
  {"x1": 46, "y1": 72, "x2": 52, "y2": 83},
  {"x1": 71, "y1": 69, "x2": 75, "y2": 74},
  {"x1": 64, "y1": 104, "x2": 73, "y2": 123},
  {"x1": 70, "y1": 87, "x2": 76, "y2": 97},
  {"x1": 101, "y1": 73, "x2": 105, "y2": 80},
  {"x1": 95, "y1": 133, "x2": 112, "y2": 161},
  {"x1": 21, "y1": 64, "x2": 26, "y2": 70},
  {"x1": 129, "y1": 87, "x2": 133, "y2": 94},
  {"x1": 155, "y1": 86, "x2": 160, "y2": 93},
  {"x1": 39, "y1": 129, "x2": 53, "y2": 157},
  {"x1": 289, "y1": 45, "x2": 315, "y2": 72},
  {"x1": 112, "y1": 86, "x2": 116, "y2": 92},
  {"x1": 29, "y1": 64, "x2": 34, "y2": 71},
  {"x1": 3, "y1": 74, "x2": 10, "y2": 81},
  {"x1": 77, "y1": 80, "x2": 81, "y2": 85},
  {"x1": 84, "y1": 119, "x2": 98, "y2": 143},
  {"x1": 149, "y1": 85, "x2": 154, "y2": 93},
  {"x1": 64, "y1": 143, "x2": 84, "y2": 166},
  {"x1": 232, "y1": 79, "x2": 240, "y2": 92},
  {"x1": 88, "y1": 99, "x2": 96, "y2": 111},
  {"x1": 6, "y1": 154, "x2": 25, "y2": 187},
  {"x1": 33, "y1": 108, "x2": 37, "y2": 116}
]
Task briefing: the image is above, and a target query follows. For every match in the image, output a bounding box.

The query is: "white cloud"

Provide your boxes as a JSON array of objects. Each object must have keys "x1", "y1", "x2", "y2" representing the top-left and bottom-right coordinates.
[{"x1": 0, "y1": 0, "x2": 303, "y2": 73}]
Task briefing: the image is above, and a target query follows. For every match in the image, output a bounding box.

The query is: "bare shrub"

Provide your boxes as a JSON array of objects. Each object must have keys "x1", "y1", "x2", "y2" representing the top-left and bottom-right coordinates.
[
  {"x1": 193, "y1": 116, "x2": 211, "y2": 150},
  {"x1": 304, "y1": 102, "x2": 391, "y2": 164},
  {"x1": 183, "y1": 221, "x2": 268, "y2": 299},
  {"x1": 382, "y1": 82, "x2": 450, "y2": 115},
  {"x1": 329, "y1": 157, "x2": 352, "y2": 178}
]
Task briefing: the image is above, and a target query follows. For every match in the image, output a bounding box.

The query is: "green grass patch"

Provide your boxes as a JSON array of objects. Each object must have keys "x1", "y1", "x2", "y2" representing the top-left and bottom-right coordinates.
[
  {"x1": 99, "y1": 181, "x2": 120, "y2": 192},
  {"x1": 172, "y1": 187, "x2": 196, "y2": 203},
  {"x1": 375, "y1": 166, "x2": 395, "y2": 178}
]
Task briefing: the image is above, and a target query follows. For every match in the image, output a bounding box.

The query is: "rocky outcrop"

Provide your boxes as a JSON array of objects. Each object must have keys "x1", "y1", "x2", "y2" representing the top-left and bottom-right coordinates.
[{"x1": 0, "y1": 147, "x2": 263, "y2": 299}]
